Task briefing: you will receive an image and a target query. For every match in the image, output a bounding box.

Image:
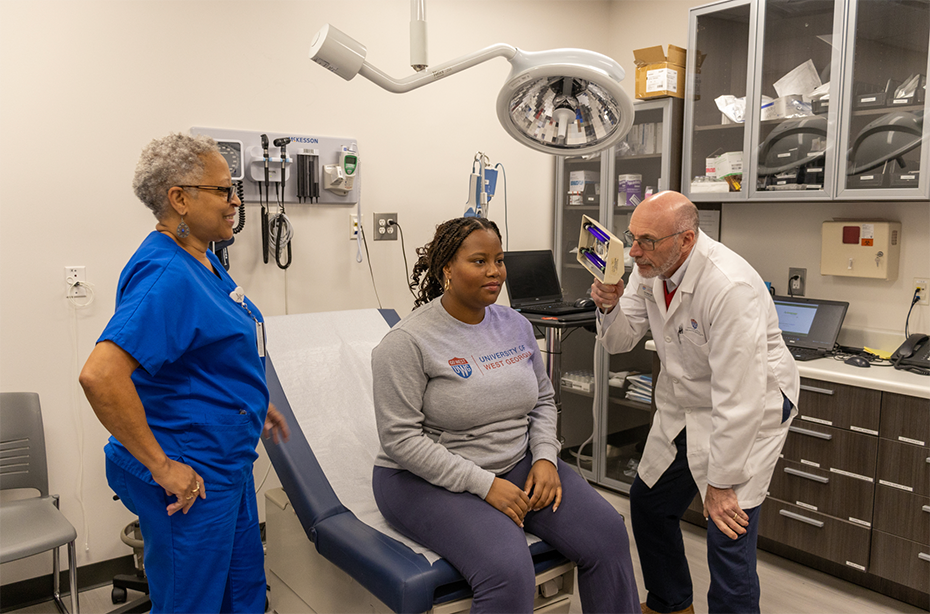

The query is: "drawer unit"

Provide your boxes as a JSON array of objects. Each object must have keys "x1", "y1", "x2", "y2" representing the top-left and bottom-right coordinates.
[
  {"x1": 880, "y1": 392, "x2": 930, "y2": 446},
  {"x1": 876, "y1": 438, "x2": 930, "y2": 497},
  {"x1": 781, "y1": 422, "x2": 877, "y2": 480},
  {"x1": 869, "y1": 530, "x2": 930, "y2": 593},
  {"x1": 759, "y1": 498, "x2": 871, "y2": 571},
  {"x1": 768, "y1": 458, "x2": 874, "y2": 527},
  {"x1": 797, "y1": 378, "x2": 881, "y2": 433},
  {"x1": 872, "y1": 485, "x2": 930, "y2": 545}
]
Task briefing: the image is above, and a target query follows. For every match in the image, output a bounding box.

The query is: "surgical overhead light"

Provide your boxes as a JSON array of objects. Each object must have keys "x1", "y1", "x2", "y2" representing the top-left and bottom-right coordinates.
[{"x1": 309, "y1": 23, "x2": 634, "y2": 156}]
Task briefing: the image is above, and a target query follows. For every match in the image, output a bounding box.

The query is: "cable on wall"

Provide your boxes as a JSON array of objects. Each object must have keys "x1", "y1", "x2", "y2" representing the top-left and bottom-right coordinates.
[{"x1": 66, "y1": 278, "x2": 93, "y2": 552}]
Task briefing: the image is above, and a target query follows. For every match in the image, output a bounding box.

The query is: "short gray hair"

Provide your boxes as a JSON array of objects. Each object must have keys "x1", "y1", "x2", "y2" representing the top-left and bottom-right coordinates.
[
  {"x1": 132, "y1": 133, "x2": 218, "y2": 219},
  {"x1": 674, "y1": 200, "x2": 700, "y2": 235}
]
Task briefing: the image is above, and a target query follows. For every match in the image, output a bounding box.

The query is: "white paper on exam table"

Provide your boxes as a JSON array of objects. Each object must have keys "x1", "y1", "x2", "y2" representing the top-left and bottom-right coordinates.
[{"x1": 265, "y1": 310, "x2": 539, "y2": 564}]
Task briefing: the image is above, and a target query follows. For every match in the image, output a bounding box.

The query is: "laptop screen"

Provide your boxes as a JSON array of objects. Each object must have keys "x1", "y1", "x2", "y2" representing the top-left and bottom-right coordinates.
[
  {"x1": 503, "y1": 250, "x2": 563, "y2": 307},
  {"x1": 773, "y1": 296, "x2": 849, "y2": 351}
]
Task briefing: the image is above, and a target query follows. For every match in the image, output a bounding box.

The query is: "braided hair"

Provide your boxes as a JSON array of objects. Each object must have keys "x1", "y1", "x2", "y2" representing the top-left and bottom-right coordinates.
[{"x1": 410, "y1": 217, "x2": 502, "y2": 309}]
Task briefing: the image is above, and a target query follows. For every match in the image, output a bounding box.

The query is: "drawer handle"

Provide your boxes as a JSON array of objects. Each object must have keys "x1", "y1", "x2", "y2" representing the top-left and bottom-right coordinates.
[
  {"x1": 800, "y1": 384, "x2": 834, "y2": 396},
  {"x1": 784, "y1": 467, "x2": 829, "y2": 484},
  {"x1": 779, "y1": 509, "x2": 824, "y2": 528},
  {"x1": 919, "y1": 553, "x2": 930, "y2": 563},
  {"x1": 923, "y1": 506, "x2": 930, "y2": 514},
  {"x1": 789, "y1": 426, "x2": 833, "y2": 441}
]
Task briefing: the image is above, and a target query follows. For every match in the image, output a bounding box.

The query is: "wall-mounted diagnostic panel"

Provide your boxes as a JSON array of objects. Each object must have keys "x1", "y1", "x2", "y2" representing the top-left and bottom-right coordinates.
[
  {"x1": 821, "y1": 221, "x2": 901, "y2": 280},
  {"x1": 190, "y1": 127, "x2": 359, "y2": 205}
]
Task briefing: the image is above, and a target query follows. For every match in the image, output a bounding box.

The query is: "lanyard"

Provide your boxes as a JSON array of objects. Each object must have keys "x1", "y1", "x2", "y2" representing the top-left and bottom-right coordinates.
[{"x1": 230, "y1": 286, "x2": 265, "y2": 357}]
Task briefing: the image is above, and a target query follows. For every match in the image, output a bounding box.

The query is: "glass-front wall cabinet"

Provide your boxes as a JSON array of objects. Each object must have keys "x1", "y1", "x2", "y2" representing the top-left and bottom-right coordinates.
[
  {"x1": 683, "y1": 0, "x2": 756, "y2": 201},
  {"x1": 751, "y1": 0, "x2": 844, "y2": 198},
  {"x1": 837, "y1": 0, "x2": 930, "y2": 198},
  {"x1": 552, "y1": 98, "x2": 681, "y2": 492}
]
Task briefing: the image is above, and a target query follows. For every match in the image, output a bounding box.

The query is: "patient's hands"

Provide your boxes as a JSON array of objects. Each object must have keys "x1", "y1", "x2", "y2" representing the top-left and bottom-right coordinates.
[
  {"x1": 525, "y1": 459, "x2": 562, "y2": 512},
  {"x1": 485, "y1": 477, "x2": 530, "y2": 527}
]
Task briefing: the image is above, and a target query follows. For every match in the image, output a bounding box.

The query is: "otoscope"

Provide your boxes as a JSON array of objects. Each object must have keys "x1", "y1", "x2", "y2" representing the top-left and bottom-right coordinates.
[
  {"x1": 260, "y1": 134, "x2": 271, "y2": 264},
  {"x1": 271, "y1": 137, "x2": 292, "y2": 269}
]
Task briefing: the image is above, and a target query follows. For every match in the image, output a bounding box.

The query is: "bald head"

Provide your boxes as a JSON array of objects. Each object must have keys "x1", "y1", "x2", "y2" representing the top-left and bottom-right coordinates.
[{"x1": 633, "y1": 191, "x2": 699, "y2": 236}]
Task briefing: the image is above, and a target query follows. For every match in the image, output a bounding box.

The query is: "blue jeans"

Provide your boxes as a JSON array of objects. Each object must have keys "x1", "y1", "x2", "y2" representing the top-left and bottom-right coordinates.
[
  {"x1": 106, "y1": 459, "x2": 265, "y2": 613},
  {"x1": 373, "y1": 455, "x2": 639, "y2": 613},
  {"x1": 630, "y1": 429, "x2": 761, "y2": 614}
]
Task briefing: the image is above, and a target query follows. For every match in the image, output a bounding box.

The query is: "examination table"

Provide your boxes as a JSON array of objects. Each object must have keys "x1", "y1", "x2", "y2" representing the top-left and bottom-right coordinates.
[{"x1": 262, "y1": 310, "x2": 576, "y2": 614}]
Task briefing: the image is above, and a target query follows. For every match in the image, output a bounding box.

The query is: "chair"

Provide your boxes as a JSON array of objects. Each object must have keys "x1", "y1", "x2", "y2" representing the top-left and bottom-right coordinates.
[{"x1": 0, "y1": 392, "x2": 80, "y2": 614}]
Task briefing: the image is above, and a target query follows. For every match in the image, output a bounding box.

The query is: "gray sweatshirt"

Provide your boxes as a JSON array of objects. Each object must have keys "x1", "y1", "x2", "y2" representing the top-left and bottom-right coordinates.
[{"x1": 372, "y1": 299, "x2": 561, "y2": 499}]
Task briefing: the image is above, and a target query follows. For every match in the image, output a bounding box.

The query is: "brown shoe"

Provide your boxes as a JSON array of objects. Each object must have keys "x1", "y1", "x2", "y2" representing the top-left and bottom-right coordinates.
[{"x1": 641, "y1": 603, "x2": 695, "y2": 614}]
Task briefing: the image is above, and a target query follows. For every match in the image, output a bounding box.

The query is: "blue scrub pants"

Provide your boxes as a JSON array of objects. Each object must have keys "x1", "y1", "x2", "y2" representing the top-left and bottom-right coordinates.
[
  {"x1": 106, "y1": 459, "x2": 266, "y2": 614},
  {"x1": 629, "y1": 429, "x2": 761, "y2": 614},
  {"x1": 373, "y1": 455, "x2": 640, "y2": 614}
]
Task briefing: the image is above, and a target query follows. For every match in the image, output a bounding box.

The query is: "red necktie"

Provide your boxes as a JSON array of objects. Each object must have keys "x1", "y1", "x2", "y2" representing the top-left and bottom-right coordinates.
[{"x1": 664, "y1": 281, "x2": 677, "y2": 308}]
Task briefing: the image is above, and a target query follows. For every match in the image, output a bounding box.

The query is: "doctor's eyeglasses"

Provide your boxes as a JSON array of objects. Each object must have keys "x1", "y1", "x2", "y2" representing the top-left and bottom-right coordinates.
[
  {"x1": 175, "y1": 185, "x2": 236, "y2": 203},
  {"x1": 623, "y1": 229, "x2": 686, "y2": 251}
]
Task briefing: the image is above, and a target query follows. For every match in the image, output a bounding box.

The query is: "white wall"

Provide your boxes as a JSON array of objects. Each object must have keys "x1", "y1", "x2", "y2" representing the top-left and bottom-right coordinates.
[{"x1": 0, "y1": 0, "x2": 617, "y2": 585}]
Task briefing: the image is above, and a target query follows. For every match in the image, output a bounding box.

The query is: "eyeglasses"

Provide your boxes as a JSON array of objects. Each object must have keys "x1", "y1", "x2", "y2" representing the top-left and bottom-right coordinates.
[
  {"x1": 623, "y1": 229, "x2": 686, "y2": 251},
  {"x1": 175, "y1": 185, "x2": 236, "y2": 203}
]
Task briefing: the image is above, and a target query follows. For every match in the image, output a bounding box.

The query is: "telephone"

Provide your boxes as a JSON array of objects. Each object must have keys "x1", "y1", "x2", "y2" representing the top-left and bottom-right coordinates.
[{"x1": 892, "y1": 333, "x2": 930, "y2": 374}]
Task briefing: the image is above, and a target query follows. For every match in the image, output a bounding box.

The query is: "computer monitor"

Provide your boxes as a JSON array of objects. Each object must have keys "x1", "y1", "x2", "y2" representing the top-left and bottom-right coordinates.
[{"x1": 773, "y1": 295, "x2": 849, "y2": 352}]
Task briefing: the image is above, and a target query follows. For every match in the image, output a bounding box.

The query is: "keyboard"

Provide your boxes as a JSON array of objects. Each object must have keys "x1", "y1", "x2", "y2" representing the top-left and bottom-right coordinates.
[{"x1": 789, "y1": 347, "x2": 828, "y2": 361}]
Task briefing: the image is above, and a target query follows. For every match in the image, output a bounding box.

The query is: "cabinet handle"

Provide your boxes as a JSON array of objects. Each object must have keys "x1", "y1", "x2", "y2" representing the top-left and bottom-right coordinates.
[
  {"x1": 923, "y1": 506, "x2": 930, "y2": 514},
  {"x1": 789, "y1": 426, "x2": 833, "y2": 441},
  {"x1": 800, "y1": 384, "x2": 834, "y2": 396},
  {"x1": 779, "y1": 509, "x2": 824, "y2": 528},
  {"x1": 919, "y1": 553, "x2": 930, "y2": 563},
  {"x1": 784, "y1": 467, "x2": 829, "y2": 484}
]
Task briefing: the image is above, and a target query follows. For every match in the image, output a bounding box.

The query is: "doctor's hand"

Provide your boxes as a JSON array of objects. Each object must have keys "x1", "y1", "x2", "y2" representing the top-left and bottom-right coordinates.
[
  {"x1": 485, "y1": 477, "x2": 531, "y2": 527},
  {"x1": 590, "y1": 278, "x2": 624, "y2": 314},
  {"x1": 263, "y1": 403, "x2": 290, "y2": 445},
  {"x1": 151, "y1": 458, "x2": 206, "y2": 516},
  {"x1": 703, "y1": 485, "x2": 749, "y2": 540},
  {"x1": 525, "y1": 459, "x2": 562, "y2": 512}
]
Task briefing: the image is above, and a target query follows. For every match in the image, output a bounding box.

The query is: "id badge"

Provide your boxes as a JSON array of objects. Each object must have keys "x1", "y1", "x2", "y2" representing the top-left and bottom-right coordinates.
[{"x1": 256, "y1": 321, "x2": 266, "y2": 357}]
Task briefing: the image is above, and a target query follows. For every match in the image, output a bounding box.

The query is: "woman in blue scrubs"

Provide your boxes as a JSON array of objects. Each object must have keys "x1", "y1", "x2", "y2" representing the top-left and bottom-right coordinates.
[{"x1": 80, "y1": 133, "x2": 289, "y2": 613}]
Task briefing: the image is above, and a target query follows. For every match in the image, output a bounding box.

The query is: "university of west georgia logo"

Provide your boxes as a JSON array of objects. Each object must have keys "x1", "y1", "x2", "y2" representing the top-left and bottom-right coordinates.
[{"x1": 448, "y1": 357, "x2": 472, "y2": 379}]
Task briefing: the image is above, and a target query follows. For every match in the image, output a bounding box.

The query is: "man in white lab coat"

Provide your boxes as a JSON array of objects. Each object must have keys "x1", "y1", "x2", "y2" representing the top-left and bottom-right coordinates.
[{"x1": 590, "y1": 191, "x2": 799, "y2": 614}]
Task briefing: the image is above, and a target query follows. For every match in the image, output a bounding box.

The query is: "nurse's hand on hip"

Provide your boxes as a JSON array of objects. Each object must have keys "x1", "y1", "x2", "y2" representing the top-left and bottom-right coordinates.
[
  {"x1": 152, "y1": 458, "x2": 206, "y2": 516},
  {"x1": 591, "y1": 278, "x2": 625, "y2": 314}
]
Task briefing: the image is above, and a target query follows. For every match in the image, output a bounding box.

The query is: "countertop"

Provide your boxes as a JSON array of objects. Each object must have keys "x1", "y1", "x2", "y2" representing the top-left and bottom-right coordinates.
[{"x1": 644, "y1": 340, "x2": 929, "y2": 400}]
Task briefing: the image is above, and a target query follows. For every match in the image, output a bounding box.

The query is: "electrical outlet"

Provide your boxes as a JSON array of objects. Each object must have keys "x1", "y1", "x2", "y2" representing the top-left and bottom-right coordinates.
[
  {"x1": 349, "y1": 213, "x2": 359, "y2": 240},
  {"x1": 373, "y1": 213, "x2": 398, "y2": 241},
  {"x1": 788, "y1": 267, "x2": 806, "y2": 297},
  {"x1": 65, "y1": 266, "x2": 87, "y2": 298},
  {"x1": 915, "y1": 278, "x2": 929, "y2": 306}
]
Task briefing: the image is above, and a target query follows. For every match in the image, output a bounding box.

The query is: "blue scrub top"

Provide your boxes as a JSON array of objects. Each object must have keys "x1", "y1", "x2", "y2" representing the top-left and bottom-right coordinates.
[{"x1": 99, "y1": 232, "x2": 269, "y2": 490}]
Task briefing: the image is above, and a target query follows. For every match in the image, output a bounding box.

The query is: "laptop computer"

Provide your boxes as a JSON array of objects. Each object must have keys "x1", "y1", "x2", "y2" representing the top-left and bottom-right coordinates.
[
  {"x1": 504, "y1": 250, "x2": 596, "y2": 315},
  {"x1": 773, "y1": 295, "x2": 849, "y2": 361}
]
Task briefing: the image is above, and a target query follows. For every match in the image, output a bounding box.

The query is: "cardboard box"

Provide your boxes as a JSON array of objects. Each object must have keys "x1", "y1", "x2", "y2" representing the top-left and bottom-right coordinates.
[
  {"x1": 634, "y1": 45, "x2": 687, "y2": 100},
  {"x1": 714, "y1": 151, "x2": 743, "y2": 177}
]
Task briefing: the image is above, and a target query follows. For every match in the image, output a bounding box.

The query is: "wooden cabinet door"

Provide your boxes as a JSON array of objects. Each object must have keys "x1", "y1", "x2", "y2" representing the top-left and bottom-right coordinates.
[
  {"x1": 798, "y1": 378, "x2": 881, "y2": 433},
  {"x1": 870, "y1": 530, "x2": 930, "y2": 593},
  {"x1": 768, "y1": 458, "x2": 874, "y2": 527},
  {"x1": 872, "y1": 485, "x2": 930, "y2": 545},
  {"x1": 781, "y1": 422, "x2": 878, "y2": 480},
  {"x1": 876, "y1": 438, "x2": 930, "y2": 497},
  {"x1": 759, "y1": 498, "x2": 871, "y2": 571},
  {"x1": 880, "y1": 392, "x2": 930, "y2": 446}
]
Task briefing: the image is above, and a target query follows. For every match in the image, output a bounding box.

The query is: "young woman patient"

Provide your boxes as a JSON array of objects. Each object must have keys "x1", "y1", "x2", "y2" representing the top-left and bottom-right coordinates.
[{"x1": 371, "y1": 216, "x2": 639, "y2": 613}]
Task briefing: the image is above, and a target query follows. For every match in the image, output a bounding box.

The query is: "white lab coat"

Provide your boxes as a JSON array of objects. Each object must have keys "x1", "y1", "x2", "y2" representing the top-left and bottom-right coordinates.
[{"x1": 598, "y1": 230, "x2": 799, "y2": 508}]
